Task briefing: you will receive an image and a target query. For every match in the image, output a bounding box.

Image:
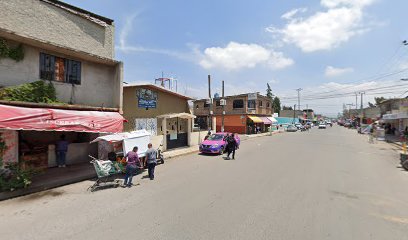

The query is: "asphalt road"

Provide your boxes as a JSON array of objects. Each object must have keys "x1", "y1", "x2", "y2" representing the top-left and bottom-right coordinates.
[{"x1": 1, "y1": 126, "x2": 408, "y2": 240}]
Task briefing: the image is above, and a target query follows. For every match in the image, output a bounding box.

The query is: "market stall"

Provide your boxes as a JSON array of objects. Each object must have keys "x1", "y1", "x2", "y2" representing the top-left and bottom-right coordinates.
[{"x1": 0, "y1": 104, "x2": 124, "y2": 171}]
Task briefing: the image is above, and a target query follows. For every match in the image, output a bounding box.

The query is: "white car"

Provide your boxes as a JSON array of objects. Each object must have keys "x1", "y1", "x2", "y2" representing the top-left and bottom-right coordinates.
[{"x1": 318, "y1": 123, "x2": 326, "y2": 129}]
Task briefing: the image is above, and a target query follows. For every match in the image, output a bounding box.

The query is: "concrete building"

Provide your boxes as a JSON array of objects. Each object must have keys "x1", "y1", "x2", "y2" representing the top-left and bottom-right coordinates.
[
  {"x1": 0, "y1": 0, "x2": 123, "y2": 110},
  {"x1": 279, "y1": 109, "x2": 303, "y2": 118},
  {"x1": 0, "y1": 0, "x2": 123, "y2": 182},
  {"x1": 123, "y1": 84, "x2": 206, "y2": 150},
  {"x1": 193, "y1": 93, "x2": 273, "y2": 134},
  {"x1": 378, "y1": 98, "x2": 408, "y2": 135}
]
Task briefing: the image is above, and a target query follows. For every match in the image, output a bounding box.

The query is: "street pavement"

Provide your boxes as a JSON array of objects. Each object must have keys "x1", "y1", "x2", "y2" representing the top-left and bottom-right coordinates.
[{"x1": 1, "y1": 126, "x2": 408, "y2": 240}]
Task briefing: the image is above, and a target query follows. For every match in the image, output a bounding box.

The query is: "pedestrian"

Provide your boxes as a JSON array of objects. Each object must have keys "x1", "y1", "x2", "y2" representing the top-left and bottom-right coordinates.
[
  {"x1": 145, "y1": 143, "x2": 158, "y2": 180},
  {"x1": 204, "y1": 130, "x2": 211, "y2": 140},
  {"x1": 123, "y1": 146, "x2": 141, "y2": 187},
  {"x1": 56, "y1": 134, "x2": 69, "y2": 168},
  {"x1": 226, "y1": 133, "x2": 237, "y2": 160},
  {"x1": 368, "y1": 125, "x2": 374, "y2": 144},
  {"x1": 223, "y1": 133, "x2": 230, "y2": 155}
]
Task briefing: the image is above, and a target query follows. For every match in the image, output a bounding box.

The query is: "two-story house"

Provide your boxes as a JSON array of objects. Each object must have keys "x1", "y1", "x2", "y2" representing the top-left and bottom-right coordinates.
[
  {"x1": 0, "y1": 0, "x2": 123, "y2": 174},
  {"x1": 193, "y1": 93, "x2": 273, "y2": 134}
]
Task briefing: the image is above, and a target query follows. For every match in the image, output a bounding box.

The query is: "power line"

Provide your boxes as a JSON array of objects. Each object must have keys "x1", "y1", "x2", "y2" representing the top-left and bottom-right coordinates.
[
  {"x1": 283, "y1": 68, "x2": 408, "y2": 99},
  {"x1": 281, "y1": 82, "x2": 408, "y2": 100}
]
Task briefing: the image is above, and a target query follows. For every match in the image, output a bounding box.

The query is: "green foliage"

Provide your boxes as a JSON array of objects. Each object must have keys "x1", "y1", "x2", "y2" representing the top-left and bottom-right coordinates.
[
  {"x1": 0, "y1": 163, "x2": 34, "y2": 192},
  {"x1": 374, "y1": 97, "x2": 386, "y2": 105},
  {"x1": 0, "y1": 133, "x2": 34, "y2": 192},
  {"x1": 266, "y1": 83, "x2": 273, "y2": 99},
  {"x1": 282, "y1": 106, "x2": 293, "y2": 110},
  {"x1": 0, "y1": 81, "x2": 60, "y2": 104},
  {"x1": 273, "y1": 97, "x2": 281, "y2": 114},
  {"x1": 0, "y1": 133, "x2": 7, "y2": 168},
  {"x1": 0, "y1": 39, "x2": 24, "y2": 62}
]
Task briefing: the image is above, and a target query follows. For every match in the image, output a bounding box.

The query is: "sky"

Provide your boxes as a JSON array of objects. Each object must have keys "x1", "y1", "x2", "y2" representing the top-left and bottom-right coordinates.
[{"x1": 63, "y1": 0, "x2": 408, "y2": 117}]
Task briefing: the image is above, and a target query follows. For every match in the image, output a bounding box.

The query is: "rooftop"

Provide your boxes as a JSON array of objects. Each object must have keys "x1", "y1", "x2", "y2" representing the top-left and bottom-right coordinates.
[
  {"x1": 40, "y1": 0, "x2": 114, "y2": 25},
  {"x1": 194, "y1": 93, "x2": 269, "y2": 102},
  {"x1": 123, "y1": 83, "x2": 194, "y2": 100}
]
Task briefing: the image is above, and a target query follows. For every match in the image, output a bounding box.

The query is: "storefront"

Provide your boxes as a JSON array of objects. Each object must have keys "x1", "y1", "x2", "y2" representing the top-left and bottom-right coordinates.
[
  {"x1": 0, "y1": 104, "x2": 124, "y2": 172},
  {"x1": 382, "y1": 112, "x2": 408, "y2": 136},
  {"x1": 247, "y1": 116, "x2": 264, "y2": 134}
]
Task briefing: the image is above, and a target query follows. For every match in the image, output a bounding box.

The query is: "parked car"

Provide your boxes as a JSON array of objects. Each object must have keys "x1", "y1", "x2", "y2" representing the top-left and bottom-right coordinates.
[
  {"x1": 199, "y1": 132, "x2": 241, "y2": 155},
  {"x1": 326, "y1": 121, "x2": 333, "y2": 127},
  {"x1": 318, "y1": 122, "x2": 327, "y2": 129},
  {"x1": 286, "y1": 125, "x2": 298, "y2": 132}
]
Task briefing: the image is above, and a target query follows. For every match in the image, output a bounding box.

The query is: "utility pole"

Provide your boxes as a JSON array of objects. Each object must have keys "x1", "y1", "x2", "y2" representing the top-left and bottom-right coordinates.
[
  {"x1": 208, "y1": 75, "x2": 212, "y2": 131},
  {"x1": 346, "y1": 103, "x2": 354, "y2": 119},
  {"x1": 293, "y1": 104, "x2": 296, "y2": 124},
  {"x1": 221, "y1": 80, "x2": 225, "y2": 132},
  {"x1": 296, "y1": 88, "x2": 303, "y2": 112},
  {"x1": 359, "y1": 92, "x2": 365, "y2": 110}
]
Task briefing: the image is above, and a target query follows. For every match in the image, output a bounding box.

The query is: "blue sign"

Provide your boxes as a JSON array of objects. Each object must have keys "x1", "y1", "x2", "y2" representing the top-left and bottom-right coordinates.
[{"x1": 137, "y1": 88, "x2": 158, "y2": 109}]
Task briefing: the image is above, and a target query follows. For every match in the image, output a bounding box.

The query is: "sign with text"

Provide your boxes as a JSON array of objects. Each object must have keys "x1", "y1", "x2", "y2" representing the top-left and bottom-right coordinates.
[{"x1": 137, "y1": 88, "x2": 158, "y2": 109}]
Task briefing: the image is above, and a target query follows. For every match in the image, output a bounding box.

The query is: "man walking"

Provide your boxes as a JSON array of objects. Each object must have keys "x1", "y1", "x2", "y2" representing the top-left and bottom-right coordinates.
[
  {"x1": 145, "y1": 143, "x2": 158, "y2": 180},
  {"x1": 123, "y1": 146, "x2": 141, "y2": 188},
  {"x1": 56, "y1": 135, "x2": 69, "y2": 167},
  {"x1": 226, "y1": 133, "x2": 237, "y2": 160}
]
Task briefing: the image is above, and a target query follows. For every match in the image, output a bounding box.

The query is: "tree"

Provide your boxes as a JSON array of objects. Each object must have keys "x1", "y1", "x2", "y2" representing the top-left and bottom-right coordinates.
[
  {"x1": 273, "y1": 96, "x2": 281, "y2": 114},
  {"x1": 282, "y1": 106, "x2": 293, "y2": 110},
  {"x1": 368, "y1": 102, "x2": 376, "y2": 108},
  {"x1": 374, "y1": 97, "x2": 386, "y2": 105},
  {"x1": 266, "y1": 83, "x2": 273, "y2": 99}
]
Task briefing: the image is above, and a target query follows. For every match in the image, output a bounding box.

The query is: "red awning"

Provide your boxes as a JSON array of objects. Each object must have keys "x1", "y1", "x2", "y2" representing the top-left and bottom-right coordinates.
[{"x1": 0, "y1": 104, "x2": 124, "y2": 133}]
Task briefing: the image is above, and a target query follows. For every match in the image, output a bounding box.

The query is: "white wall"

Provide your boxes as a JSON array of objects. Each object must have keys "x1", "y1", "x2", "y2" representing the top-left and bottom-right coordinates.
[{"x1": 189, "y1": 131, "x2": 207, "y2": 146}]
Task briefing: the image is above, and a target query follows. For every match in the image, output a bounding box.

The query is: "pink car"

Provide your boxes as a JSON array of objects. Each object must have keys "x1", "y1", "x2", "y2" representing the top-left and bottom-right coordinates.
[{"x1": 199, "y1": 132, "x2": 240, "y2": 155}]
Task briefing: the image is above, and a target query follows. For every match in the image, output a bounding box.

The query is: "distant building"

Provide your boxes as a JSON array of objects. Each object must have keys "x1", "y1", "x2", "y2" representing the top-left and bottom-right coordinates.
[{"x1": 193, "y1": 93, "x2": 273, "y2": 134}]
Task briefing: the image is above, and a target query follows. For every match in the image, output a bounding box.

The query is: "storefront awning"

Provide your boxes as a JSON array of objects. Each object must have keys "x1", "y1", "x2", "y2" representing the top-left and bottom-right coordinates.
[
  {"x1": 0, "y1": 104, "x2": 124, "y2": 133},
  {"x1": 260, "y1": 117, "x2": 272, "y2": 124},
  {"x1": 267, "y1": 117, "x2": 278, "y2": 123},
  {"x1": 382, "y1": 112, "x2": 408, "y2": 120},
  {"x1": 248, "y1": 116, "x2": 263, "y2": 123}
]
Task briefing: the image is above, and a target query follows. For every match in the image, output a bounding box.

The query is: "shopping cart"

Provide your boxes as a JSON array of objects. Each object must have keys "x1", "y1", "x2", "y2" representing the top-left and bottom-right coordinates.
[{"x1": 88, "y1": 155, "x2": 123, "y2": 192}]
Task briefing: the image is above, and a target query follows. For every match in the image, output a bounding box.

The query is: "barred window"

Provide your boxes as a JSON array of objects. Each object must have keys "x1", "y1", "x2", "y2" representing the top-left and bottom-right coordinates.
[{"x1": 40, "y1": 53, "x2": 81, "y2": 84}]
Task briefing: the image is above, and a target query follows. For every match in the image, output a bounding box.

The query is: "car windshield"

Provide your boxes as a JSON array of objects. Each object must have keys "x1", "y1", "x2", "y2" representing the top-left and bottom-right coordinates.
[{"x1": 207, "y1": 134, "x2": 225, "y2": 141}]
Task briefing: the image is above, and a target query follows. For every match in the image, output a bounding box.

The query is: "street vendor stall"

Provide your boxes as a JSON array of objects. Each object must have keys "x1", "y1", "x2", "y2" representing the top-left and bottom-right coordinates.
[{"x1": 90, "y1": 130, "x2": 151, "y2": 160}]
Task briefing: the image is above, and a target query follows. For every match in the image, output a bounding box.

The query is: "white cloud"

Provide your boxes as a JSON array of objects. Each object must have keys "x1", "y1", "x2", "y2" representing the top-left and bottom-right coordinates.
[
  {"x1": 325, "y1": 66, "x2": 354, "y2": 77},
  {"x1": 267, "y1": 0, "x2": 376, "y2": 52},
  {"x1": 199, "y1": 42, "x2": 294, "y2": 71},
  {"x1": 281, "y1": 8, "x2": 307, "y2": 20},
  {"x1": 321, "y1": 0, "x2": 375, "y2": 8}
]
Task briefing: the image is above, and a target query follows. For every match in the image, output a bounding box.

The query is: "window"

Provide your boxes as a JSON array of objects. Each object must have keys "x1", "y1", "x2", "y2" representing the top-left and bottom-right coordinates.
[
  {"x1": 267, "y1": 102, "x2": 270, "y2": 108},
  {"x1": 204, "y1": 102, "x2": 210, "y2": 108},
  {"x1": 248, "y1": 100, "x2": 256, "y2": 109},
  {"x1": 259, "y1": 100, "x2": 263, "y2": 107},
  {"x1": 40, "y1": 53, "x2": 81, "y2": 84},
  {"x1": 216, "y1": 100, "x2": 221, "y2": 107},
  {"x1": 233, "y1": 99, "x2": 244, "y2": 109}
]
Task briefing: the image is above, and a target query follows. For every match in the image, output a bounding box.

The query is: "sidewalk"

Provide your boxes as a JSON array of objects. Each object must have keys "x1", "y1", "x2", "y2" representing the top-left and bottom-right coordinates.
[{"x1": 0, "y1": 163, "x2": 95, "y2": 201}]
